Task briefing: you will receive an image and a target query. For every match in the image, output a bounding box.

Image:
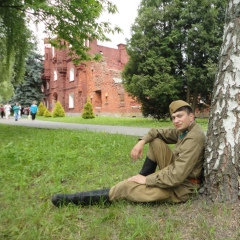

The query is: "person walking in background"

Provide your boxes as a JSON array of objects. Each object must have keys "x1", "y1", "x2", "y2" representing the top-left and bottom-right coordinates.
[
  {"x1": 12, "y1": 103, "x2": 20, "y2": 121},
  {"x1": 4, "y1": 102, "x2": 11, "y2": 119},
  {"x1": 0, "y1": 104, "x2": 4, "y2": 118},
  {"x1": 28, "y1": 106, "x2": 31, "y2": 119},
  {"x1": 18, "y1": 104, "x2": 22, "y2": 119},
  {"x1": 30, "y1": 101, "x2": 38, "y2": 120}
]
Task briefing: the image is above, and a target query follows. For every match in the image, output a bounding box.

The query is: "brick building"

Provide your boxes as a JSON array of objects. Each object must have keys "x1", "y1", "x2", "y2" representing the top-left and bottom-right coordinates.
[{"x1": 42, "y1": 39, "x2": 142, "y2": 117}]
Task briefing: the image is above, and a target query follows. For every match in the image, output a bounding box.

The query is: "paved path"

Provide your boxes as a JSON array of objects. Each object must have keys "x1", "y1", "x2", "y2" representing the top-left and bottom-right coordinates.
[{"x1": 0, "y1": 117, "x2": 150, "y2": 137}]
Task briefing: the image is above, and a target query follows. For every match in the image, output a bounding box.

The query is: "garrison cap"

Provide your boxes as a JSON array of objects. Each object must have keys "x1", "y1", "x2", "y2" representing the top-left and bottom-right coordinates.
[{"x1": 169, "y1": 100, "x2": 192, "y2": 115}]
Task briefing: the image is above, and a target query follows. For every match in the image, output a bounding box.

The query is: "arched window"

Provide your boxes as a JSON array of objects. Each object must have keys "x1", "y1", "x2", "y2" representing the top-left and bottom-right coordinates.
[
  {"x1": 54, "y1": 70, "x2": 57, "y2": 81},
  {"x1": 69, "y1": 93, "x2": 74, "y2": 108},
  {"x1": 52, "y1": 47, "x2": 55, "y2": 57},
  {"x1": 69, "y1": 68, "x2": 74, "y2": 81}
]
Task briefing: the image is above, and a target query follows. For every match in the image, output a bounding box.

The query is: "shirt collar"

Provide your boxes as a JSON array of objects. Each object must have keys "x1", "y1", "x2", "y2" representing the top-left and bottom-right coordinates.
[{"x1": 179, "y1": 122, "x2": 195, "y2": 139}]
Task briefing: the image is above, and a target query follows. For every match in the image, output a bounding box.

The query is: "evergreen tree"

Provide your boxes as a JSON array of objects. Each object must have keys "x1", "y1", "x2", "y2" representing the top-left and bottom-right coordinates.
[
  {"x1": 37, "y1": 102, "x2": 47, "y2": 116},
  {"x1": 123, "y1": 0, "x2": 227, "y2": 118},
  {"x1": 10, "y1": 49, "x2": 43, "y2": 108},
  {"x1": 123, "y1": 0, "x2": 180, "y2": 119},
  {"x1": 82, "y1": 99, "x2": 95, "y2": 119},
  {"x1": 52, "y1": 101, "x2": 65, "y2": 117},
  {"x1": 179, "y1": 0, "x2": 227, "y2": 109},
  {"x1": 44, "y1": 109, "x2": 52, "y2": 118}
]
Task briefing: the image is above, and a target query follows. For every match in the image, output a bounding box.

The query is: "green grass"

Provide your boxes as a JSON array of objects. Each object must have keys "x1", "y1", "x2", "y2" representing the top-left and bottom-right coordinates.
[
  {"x1": 37, "y1": 115, "x2": 209, "y2": 131},
  {"x1": 0, "y1": 124, "x2": 239, "y2": 240}
]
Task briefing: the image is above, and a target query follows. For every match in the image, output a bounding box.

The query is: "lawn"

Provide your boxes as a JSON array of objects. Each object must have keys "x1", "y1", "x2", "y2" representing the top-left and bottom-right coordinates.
[
  {"x1": 0, "y1": 122, "x2": 239, "y2": 240},
  {"x1": 36, "y1": 115, "x2": 209, "y2": 131}
]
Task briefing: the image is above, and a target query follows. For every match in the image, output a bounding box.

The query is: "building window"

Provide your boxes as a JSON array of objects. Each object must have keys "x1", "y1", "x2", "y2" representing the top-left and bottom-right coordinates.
[
  {"x1": 46, "y1": 81, "x2": 49, "y2": 89},
  {"x1": 69, "y1": 68, "x2": 74, "y2": 81},
  {"x1": 69, "y1": 93, "x2": 74, "y2": 108},
  {"x1": 86, "y1": 40, "x2": 89, "y2": 47},
  {"x1": 52, "y1": 47, "x2": 55, "y2": 57},
  {"x1": 54, "y1": 70, "x2": 57, "y2": 81}
]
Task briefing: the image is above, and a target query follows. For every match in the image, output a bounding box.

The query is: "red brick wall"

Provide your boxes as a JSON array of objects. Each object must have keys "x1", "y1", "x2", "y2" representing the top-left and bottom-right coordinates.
[{"x1": 42, "y1": 40, "x2": 142, "y2": 117}]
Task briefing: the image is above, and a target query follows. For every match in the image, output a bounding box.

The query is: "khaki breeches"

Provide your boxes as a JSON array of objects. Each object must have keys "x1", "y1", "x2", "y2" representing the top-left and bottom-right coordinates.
[{"x1": 109, "y1": 139, "x2": 180, "y2": 203}]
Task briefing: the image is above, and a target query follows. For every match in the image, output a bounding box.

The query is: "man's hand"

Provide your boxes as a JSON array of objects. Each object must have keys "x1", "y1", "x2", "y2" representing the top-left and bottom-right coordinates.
[
  {"x1": 128, "y1": 174, "x2": 146, "y2": 184},
  {"x1": 130, "y1": 139, "x2": 145, "y2": 161}
]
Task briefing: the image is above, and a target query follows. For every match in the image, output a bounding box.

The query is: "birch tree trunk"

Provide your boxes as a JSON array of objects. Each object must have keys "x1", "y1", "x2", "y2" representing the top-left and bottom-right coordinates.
[{"x1": 205, "y1": 0, "x2": 240, "y2": 202}]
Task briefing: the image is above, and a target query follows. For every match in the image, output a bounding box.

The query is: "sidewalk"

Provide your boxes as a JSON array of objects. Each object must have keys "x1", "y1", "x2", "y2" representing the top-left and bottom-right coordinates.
[{"x1": 0, "y1": 117, "x2": 150, "y2": 137}]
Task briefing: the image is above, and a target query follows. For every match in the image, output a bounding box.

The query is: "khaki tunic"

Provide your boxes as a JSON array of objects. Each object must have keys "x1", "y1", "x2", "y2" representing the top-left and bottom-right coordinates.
[{"x1": 109, "y1": 122, "x2": 206, "y2": 203}]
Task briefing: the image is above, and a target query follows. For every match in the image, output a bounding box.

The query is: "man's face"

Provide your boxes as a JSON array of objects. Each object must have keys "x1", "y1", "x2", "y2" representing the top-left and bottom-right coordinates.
[{"x1": 171, "y1": 110, "x2": 194, "y2": 131}]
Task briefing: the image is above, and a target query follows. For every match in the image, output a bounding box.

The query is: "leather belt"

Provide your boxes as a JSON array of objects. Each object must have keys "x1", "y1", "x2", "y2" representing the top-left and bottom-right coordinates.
[{"x1": 187, "y1": 178, "x2": 201, "y2": 184}]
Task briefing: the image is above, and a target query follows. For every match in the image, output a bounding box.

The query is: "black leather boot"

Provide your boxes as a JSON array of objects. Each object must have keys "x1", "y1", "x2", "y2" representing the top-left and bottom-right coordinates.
[
  {"x1": 139, "y1": 157, "x2": 157, "y2": 176},
  {"x1": 51, "y1": 188, "x2": 110, "y2": 207}
]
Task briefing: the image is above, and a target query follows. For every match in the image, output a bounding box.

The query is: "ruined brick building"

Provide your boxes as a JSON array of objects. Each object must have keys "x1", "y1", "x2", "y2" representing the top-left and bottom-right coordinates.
[{"x1": 42, "y1": 39, "x2": 142, "y2": 117}]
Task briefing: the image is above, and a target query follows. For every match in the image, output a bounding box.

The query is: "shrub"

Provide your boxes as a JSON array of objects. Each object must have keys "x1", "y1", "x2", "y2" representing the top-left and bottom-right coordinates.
[
  {"x1": 37, "y1": 102, "x2": 47, "y2": 116},
  {"x1": 82, "y1": 99, "x2": 95, "y2": 119},
  {"x1": 52, "y1": 101, "x2": 65, "y2": 117},
  {"x1": 43, "y1": 109, "x2": 52, "y2": 117}
]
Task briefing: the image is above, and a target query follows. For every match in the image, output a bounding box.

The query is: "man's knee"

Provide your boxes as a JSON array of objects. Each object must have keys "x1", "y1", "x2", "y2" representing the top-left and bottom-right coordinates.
[
  {"x1": 109, "y1": 180, "x2": 137, "y2": 201},
  {"x1": 147, "y1": 139, "x2": 173, "y2": 168},
  {"x1": 149, "y1": 138, "x2": 167, "y2": 150}
]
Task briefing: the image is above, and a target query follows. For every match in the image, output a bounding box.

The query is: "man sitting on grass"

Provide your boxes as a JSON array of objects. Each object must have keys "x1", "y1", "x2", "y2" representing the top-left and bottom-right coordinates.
[{"x1": 52, "y1": 100, "x2": 206, "y2": 207}]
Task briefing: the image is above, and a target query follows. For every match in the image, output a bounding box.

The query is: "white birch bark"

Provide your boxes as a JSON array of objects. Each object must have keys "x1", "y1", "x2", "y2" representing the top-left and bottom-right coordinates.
[{"x1": 205, "y1": 0, "x2": 240, "y2": 202}]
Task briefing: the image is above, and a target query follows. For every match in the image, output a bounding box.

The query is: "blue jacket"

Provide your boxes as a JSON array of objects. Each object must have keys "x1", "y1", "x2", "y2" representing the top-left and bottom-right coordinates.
[
  {"x1": 30, "y1": 104, "x2": 38, "y2": 114},
  {"x1": 12, "y1": 105, "x2": 20, "y2": 114}
]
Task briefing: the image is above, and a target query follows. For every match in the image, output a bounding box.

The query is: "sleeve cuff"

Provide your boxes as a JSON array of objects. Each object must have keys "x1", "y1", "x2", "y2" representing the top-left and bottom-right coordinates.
[{"x1": 146, "y1": 174, "x2": 158, "y2": 186}]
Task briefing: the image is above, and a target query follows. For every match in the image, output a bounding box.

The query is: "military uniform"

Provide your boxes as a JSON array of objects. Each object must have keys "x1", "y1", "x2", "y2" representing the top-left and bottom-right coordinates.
[
  {"x1": 109, "y1": 121, "x2": 206, "y2": 203},
  {"x1": 51, "y1": 100, "x2": 206, "y2": 207}
]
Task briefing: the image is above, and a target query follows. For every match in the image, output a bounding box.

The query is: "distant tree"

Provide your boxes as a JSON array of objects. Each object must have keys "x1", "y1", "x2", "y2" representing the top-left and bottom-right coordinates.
[
  {"x1": 52, "y1": 101, "x2": 65, "y2": 117},
  {"x1": 123, "y1": 0, "x2": 179, "y2": 119},
  {"x1": 0, "y1": 2, "x2": 30, "y2": 100},
  {"x1": 0, "y1": 0, "x2": 120, "y2": 100},
  {"x1": 10, "y1": 48, "x2": 43, "y2": 107},
  {"x1": 82, "y1": 99, "x2": 95, "y2": 119},
  {"x1": 179, "y1": 0, "x2": 227, "y2": 109},
  {"x1": 123, "y1": 0, "x2": 227, "y2": 118},
  {"x1": 204, "y1": 0, "x2": 240, "y2": 202},
  {"x1": 37, "y1": 102, "x2": 47, "y2": 116},
  {"x1": 44, "y1": 109, "x2": 52, "y2": 118}
]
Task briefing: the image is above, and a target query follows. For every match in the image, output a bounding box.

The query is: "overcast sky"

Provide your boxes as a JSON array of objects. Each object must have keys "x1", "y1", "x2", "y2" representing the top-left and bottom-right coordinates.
[{"x1": 98, "y1": 0, "x2": 141, "y2": 48}]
